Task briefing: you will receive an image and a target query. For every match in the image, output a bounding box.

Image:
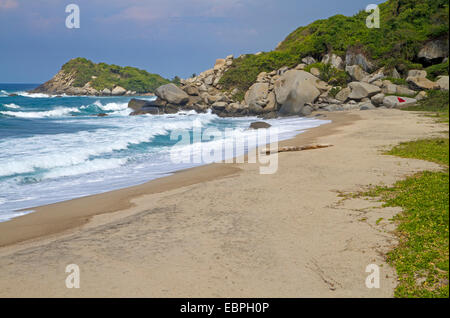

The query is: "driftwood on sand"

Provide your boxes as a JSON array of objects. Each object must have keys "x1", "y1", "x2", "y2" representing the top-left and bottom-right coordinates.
[{"x1": 263, "y1": 144, "x2": 333, "y2": 155}]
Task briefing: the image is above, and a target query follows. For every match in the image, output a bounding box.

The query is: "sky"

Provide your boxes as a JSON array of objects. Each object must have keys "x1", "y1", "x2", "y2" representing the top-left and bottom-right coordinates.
[{"x1": 0, "y1": 0, "x2": 385, "y2": 83}]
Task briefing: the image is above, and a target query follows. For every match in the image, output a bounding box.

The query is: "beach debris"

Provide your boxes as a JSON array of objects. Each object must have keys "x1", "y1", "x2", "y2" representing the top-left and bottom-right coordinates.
[{"x1": 263, "y1": 144, "x2": 333, "y2": 155}]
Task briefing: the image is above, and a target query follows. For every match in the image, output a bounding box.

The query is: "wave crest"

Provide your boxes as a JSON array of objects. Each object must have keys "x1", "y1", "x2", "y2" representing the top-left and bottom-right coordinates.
[{"x1": 0, "y1": 107, "x2": 80, "y2": 118}]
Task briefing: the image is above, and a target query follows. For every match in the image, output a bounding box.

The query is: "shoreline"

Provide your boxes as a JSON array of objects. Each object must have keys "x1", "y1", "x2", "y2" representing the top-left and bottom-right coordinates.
[
  {"x1": 0, "y1": 109, "x2": 445, "y2": 297},
  {"x1": 0, "y1": 112, "x2": 345, "y2": 248}
]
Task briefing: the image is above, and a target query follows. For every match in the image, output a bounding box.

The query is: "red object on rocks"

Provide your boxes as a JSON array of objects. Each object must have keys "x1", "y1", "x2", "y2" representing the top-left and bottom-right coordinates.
[{"x1": 397, "y1": 97, "x2": 406, "y2": 103}]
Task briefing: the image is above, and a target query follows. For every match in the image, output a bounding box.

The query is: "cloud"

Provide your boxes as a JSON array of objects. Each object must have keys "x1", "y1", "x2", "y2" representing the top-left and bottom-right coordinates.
[
  {"x1": 99, "y1": 0, "x2": 248, "y2": 25},
  {"x1": 0, "y1": 0, "x2": 18, "y2": 10}
]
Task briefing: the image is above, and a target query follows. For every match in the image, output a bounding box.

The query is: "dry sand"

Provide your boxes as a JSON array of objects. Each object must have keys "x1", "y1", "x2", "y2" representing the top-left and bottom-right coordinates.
[{"x1": 0, "y1": 109, "x2": 446, "y2": 298}]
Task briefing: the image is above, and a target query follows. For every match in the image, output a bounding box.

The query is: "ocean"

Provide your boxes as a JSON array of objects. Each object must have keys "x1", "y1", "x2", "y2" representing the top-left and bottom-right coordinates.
[{"x1": 0, "y1": 83, "x2": 329, "y2": 222}]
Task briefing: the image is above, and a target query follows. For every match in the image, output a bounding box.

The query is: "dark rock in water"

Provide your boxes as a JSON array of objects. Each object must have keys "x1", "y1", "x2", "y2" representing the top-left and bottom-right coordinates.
[
  {"x1": 97, "y1": 113, "x2": 108, "y2": 117},
  {"x1": 249, "y1": 122, "x2": 272, "y2": 130},
  {"x1": 130, "y1": 107, "x2": 161, "y2": 116},
  {"x1": 128, "y1": 98, "x2": 169, "y2": 116},
  {"x1": 128, "y1": 98, "x2": 158, "y2": 111},
  {"x1": 8, "y1": 94, "x2": 18, "y2": 97},
  {"x1": 55, "y1": 95, "x2": 63, "y2": 98},
  {"x1": 164, "y1": 104, "x2": 180, "y2": 114}
]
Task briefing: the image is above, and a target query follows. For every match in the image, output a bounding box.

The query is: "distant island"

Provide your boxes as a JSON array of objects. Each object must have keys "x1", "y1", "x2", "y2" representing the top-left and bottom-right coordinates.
[{"x1": 30, "y1": 57, "x2": 171, "y2": 96}]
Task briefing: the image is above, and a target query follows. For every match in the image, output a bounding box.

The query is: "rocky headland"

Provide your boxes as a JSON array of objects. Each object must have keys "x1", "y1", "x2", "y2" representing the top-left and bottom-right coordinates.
[
  {"x1": 30, "y1": 57, "x2": 170, "y2": 96},
  {"x1": 129, "y1": 52, "x2": 448, "y2": 118}
]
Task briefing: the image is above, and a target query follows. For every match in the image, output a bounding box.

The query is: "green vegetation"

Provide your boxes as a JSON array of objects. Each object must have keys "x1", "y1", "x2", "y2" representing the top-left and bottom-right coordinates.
[
  {"x1": 278, "y1": 0, "x2": 448, "y2": 65},
  {"x1": 328, "y1": 86, "x2": 342, "y2": 98},
  {"x1": 388, "y1": 138, "x2": 449, "y2": 165},
  {"x1": 364, "y1": 137, "x2": 448, "y2": 298},
  {"x1": 404, "y1": 90, "x2": 449, "y2": 122},
  {"x1": 219, "y1": 51, "x2": 299, "y2": 93},
  {"x1": 62, "y1": 57, "x2": 170, "y2": 93},
  {"x1": 384, "y1": 77, "x2": 408, "y2": 85},
  {"x1": 426, "y1": 60, "x2": 449, "y2": 80},
  {"x1": 304, "y1": 62, "x2": 349, "y2": 86},
  {"x1": 220, "y1": 0, "x2": 449, "y2": 94}
]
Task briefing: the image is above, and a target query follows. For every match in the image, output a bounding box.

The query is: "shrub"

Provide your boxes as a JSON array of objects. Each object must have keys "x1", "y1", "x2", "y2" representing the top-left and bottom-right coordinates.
[
  {"x1": 219, "y1": 51, "x2": 299, "y2": 92},
  {"x1": 305, "y1": 63, "x2": 350, "y2": 86},
  {"x1": 426, "y1": 60, "x2": 449, "y2": 80},
  {"x1": 219, "y1": 0, "x2": 449, "y2": 94},
  {"x1": 61, "y1": 57, "x2": 170, "y2": 93}
]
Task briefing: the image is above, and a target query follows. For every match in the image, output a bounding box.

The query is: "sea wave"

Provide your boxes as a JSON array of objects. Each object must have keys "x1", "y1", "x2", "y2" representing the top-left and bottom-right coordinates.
[
  {"x1": 0, "y1": 111, "x2": 216, "y2": 178},
  {"x1": 0, "y1": 107, "x2": 80, "y2": 118},
  {"x1": 41, "y1": 158, "x2": 128, "y2": 180},
  {"x1": 17, "y1": 92, "x2": 53, "y2": 98},
  {"x1": 93, "y1": 100, "x2": 129, "y2": 111},
  {"x1": 2, "y1": 103, "x2": 21, "y2": 109}
]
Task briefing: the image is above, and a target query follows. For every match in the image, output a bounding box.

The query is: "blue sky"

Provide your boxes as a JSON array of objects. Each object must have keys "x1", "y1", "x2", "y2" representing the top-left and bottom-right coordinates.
[{"x1": 0, "y1": 0, "x2": 384, "y2": 83}]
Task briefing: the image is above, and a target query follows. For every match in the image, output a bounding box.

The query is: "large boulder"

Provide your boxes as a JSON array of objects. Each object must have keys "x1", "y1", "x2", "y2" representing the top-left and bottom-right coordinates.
[
  {"x1": 396, "y1": 85, "x2": 417, "y2": 97},
  {"x1": 214, "y1": 59, "x2": 226, "y2": 70},
  {"x1": 128, "y1": 98, "x2": 166, "y2": 115},
  {"x1": 383, "y1": 96, "x2": 417, "y2": 108},
  {"x1": 302, "y1": 56, "x2": 316, "y2": 65},
  {"x1": 418, "y1": 38, "x2": 449, "y2": 63},
  {"x1": 111, "y1": 86, "x2": 127, "y2": 96},
  {"x1": 335, "y1": 87, "x2": 351, "y2": 102},
  {"x1": 211, "y1": 101, "x2": 228, "y2": 111},
  {"x1": 321, "y1": 53, "x2": 344, "y2": 70},
  {"x1": 381, "y1": 80, "x2": 398, "y2": 95},
  {"x1": 361, "y1": 68, "x2": 386, "y2": 83},
  {"x1": 371, "y1": 93, "x2": 385, "y2": 106},
  {"x1": 346, "y1": 65, "x2": 369, "y2": 82},
  {"x1": 128, "y1": 98, "x2": 155, "y2": 111},
  {"x1": 360, "y1": 101, "x2": 376, "y2": 110},
  {"x1": 264, "y1": 92, "x2": 278, "y2": 112},
  {"x1": 406, "y1": 76, "x2": 439, "y2": 90},
  {"x1": 274, "y1": 70, "x2": 321, "y2": 116},
  {"x1": 436, "y1": 76, "x2": 449, "y2": 91},
  {"x1": 155, "y1": 83, "x2": 190, "y2": 105},
  {"x1": 348, "y1": 82, "x2": 381, "y2": 100},
  {"x1": 345, "y1": 50, "x2": 375, "y2": 72},
  {"x1": 183, "y1": 85, "x2": 199, "y2": 96},
  {"x1": 245, "y1": 83, "x2": 269, "y2": 109},
  {"x1": 407, "y1": 70, "x2": 427, "y2": 78}
]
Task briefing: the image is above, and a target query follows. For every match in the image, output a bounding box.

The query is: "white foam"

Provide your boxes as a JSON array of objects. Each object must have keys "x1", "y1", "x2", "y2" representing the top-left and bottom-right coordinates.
[
  {"x1": 0, "y1": 107, "x2": 80, "y2": 118},
  {"x1": 3, "y1": 103, "x2": 21, "y2": 109},
  {"x1": 0, "y1": 112, "x2": 330, "y2": 222},
  {"x1": 17, "y1": 92, "x2": 52, "y2": 98},
  {"x1": 0, "y1": 111, "x2": 216, "y2": 178},
  {"x1": 93, "y1": 100, "x2": 129, "y2": 111},
  {"x1": 42, "y1": 158, "x2": 127, "y2": 180}
]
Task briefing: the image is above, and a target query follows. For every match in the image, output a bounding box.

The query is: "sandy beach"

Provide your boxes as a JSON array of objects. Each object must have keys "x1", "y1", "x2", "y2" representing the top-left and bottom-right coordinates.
[{"x1": 0, "y1": 109, "x2": 446, "y2": 298}]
